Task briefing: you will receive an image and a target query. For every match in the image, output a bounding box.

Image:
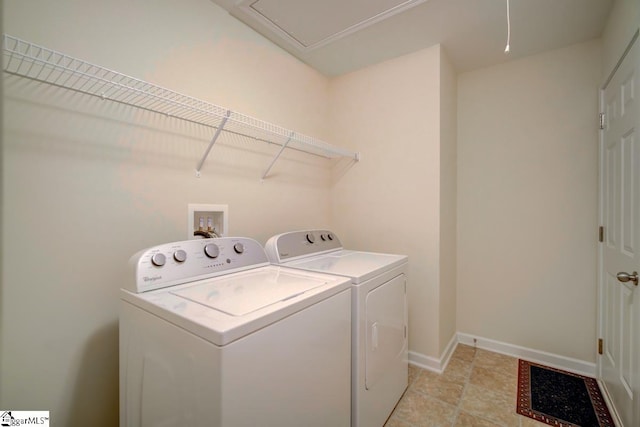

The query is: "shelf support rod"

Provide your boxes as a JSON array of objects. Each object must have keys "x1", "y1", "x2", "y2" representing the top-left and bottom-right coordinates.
[
  {"x1": 195, "y1": 110, "x2": 231, "y2": 177},
  {"x1": 261, "y1": 132, "x2": 295, "y2": 180}
]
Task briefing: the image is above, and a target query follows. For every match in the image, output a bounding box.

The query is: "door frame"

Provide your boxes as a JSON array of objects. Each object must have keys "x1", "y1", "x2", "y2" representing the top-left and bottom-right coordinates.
[{"x1": 597, "y1": 29, "x2": 640, "y2": 427}]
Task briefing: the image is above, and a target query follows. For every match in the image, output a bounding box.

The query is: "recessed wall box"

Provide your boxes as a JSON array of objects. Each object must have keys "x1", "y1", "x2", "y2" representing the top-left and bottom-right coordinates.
[{"x1": 188, "y1": 204, "x2": 228, "y2": 239}]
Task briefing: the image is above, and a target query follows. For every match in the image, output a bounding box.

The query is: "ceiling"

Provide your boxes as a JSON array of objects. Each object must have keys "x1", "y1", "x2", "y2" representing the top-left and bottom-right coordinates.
[{"x1": 211, "y1": 0, "x2": 614, "y2": 76}]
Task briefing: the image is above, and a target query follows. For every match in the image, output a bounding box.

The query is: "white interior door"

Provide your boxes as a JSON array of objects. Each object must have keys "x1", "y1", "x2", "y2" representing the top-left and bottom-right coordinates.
[{"x1": 598, "y1": 32, "x2": 640, "y2": 427}]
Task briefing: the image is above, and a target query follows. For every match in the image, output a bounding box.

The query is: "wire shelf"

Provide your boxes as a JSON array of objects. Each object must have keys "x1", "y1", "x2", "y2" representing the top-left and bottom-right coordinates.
[{"x1": 2, "y1": 34, "x2": 359, "y2": 177}]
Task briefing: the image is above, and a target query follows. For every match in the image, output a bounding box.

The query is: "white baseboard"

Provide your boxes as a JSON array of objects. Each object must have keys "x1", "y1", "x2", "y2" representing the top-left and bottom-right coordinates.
[
  {"x1": 457, "y1": 332, "x2": 596, "y2": 377},
  {"x1": 408, "y1": 332, "x2": 596, "y2": 378},
  {"x1": 408, "y1": 350, "x2": 442, "y2": 372},
  {"x1": 439, "y1": 333, "x2": 458, "y2": 371},
  {"x1": 408, "y1": 333, "x2": 457, "y2": 373}
]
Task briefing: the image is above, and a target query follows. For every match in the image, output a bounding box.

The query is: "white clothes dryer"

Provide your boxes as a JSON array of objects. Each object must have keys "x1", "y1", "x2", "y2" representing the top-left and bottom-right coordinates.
[
  {"x1": 120, "y1": 237, "x2": 352, "y2": 427},
  {"x1": 265, "y1": 230, "x2": 408, "y2": 427}
]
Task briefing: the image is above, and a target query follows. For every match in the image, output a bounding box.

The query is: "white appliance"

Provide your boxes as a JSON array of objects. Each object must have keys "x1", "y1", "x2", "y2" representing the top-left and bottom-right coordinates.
[
  {"x1": 265, "y1": 230, "x2": 408, "y2": 427},
  {"x1": 120, "y1": 237, "x2": 352, "y2": 427}
]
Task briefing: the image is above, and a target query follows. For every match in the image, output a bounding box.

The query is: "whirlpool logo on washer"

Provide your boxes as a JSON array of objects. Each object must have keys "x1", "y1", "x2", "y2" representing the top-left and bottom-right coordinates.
[
  {"x1": 143, "y1": 275, "x2": 162, "y2": 282},
  {"x1": 1, "y1": 411, "x2": 50, "y2": 426}
]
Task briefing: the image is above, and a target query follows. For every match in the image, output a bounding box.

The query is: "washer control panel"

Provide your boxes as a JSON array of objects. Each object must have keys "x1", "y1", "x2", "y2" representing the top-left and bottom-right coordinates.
[
  {"x1": 265, "y1": 230, "x2": 342, "y2": 263},
  {"x1": 127, "y1": 237, "x2": 269, "y2": 293}
]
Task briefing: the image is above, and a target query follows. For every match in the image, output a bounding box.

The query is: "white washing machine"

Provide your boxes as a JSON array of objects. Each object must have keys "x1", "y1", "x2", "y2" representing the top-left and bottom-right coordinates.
[
  {"x1": 265, "y1": 230, "x2": 408, "y2": 427},
  {"x1": 120, "y1": 237, "x2": 352, "y2": 427}
]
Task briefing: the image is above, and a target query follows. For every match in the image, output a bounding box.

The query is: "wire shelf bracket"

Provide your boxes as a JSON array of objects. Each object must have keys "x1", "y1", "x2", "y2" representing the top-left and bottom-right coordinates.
[
  {"x1": 261, "y1": 131, "x2": 294, "y2": 180},
  {"x1": 195, "y1": 110, "x2": 230, "y2": 177},
  {"x1": 2, "y1": 34, "x2": 360, "y2": 178}
]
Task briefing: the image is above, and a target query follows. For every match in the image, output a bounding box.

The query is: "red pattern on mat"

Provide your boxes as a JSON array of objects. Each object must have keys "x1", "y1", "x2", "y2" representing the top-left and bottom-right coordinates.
[{"x1": 516, "y1": 359, "x2": 615, "y2": 427}]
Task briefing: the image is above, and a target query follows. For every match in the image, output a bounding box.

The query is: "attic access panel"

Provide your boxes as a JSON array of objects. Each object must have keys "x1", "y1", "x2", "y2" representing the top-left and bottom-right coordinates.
[{"x1": 234, "y1": 0, "x2": 427, "y2": 51}]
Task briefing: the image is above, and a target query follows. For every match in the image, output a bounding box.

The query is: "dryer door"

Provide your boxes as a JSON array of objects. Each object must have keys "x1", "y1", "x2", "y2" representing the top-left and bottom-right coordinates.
[{"x1": 365, "y1": 273, "x2": 407, "y2": 390}]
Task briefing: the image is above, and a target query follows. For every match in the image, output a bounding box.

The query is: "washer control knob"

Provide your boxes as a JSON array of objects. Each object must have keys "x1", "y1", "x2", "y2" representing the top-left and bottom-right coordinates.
[
  {"x1": 173, "y1": 249, "x2": 187, "y2": 263},
  {"x1": 204, "y1": 243, "x2": 219, "y2": 259},
  {"x1": 306, "y1": 233, "x2": 315, "y2": 244},
  {"x1": 327, "y1": 233, "x2": 334, "y2": 241},
  {"x1": 320, "y1": 234, "x2": 327, "y2": 241},
  {"x1": 233, "y1": 243, "x2": 245, "y2": 254},
  {"x1": 151, "y1": 253, "x2": 166, "y2": 267}
]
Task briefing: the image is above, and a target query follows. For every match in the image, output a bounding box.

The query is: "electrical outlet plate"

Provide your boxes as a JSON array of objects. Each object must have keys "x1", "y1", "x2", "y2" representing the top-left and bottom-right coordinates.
[{"x1": 188, "y1": 204, "x2": 228, "y2": 239}]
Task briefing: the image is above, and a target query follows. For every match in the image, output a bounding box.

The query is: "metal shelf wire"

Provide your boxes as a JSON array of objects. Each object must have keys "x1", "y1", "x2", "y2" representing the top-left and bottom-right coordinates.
[{"x1": 2, "y1": 34, "x2": 359, "y2": 177}]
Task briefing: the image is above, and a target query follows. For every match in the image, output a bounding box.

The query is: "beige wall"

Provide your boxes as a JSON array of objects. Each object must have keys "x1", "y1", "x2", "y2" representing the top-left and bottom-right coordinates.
[
  {"x1": 602, "y1": 0, "x2": 639, "y2": 79},
  {"x1": 1, "y1": 0, "x2": 333, "y2": 424},
  {"x1": 457, "y1": 39, "x2": 602, "y2": 362},
  {"x1": 328, "y1": 45, "x2": 453, "y2": 360},
  {"x1": 438, "y1": 48, "x2": 457, "y2": 353}
]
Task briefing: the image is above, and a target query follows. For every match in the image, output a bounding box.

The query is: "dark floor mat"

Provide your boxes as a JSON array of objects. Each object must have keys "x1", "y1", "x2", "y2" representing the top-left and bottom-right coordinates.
[{"x1": 517, "y1": 360, "x2": 615, "y2": 427}]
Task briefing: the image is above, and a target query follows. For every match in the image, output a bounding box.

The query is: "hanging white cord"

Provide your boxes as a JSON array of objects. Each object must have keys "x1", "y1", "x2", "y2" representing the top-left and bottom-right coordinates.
[{"x1": 505, "y1": 0, "x2": 511, "y2": 53}]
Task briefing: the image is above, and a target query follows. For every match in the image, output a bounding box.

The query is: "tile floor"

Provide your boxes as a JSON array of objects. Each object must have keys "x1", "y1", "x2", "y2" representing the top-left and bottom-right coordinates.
[{"x1": 384, "y1": 344, "x2": 545, "y2": 427}]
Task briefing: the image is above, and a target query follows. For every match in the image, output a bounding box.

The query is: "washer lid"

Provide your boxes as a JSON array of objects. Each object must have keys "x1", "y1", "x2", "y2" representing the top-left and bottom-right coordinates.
[
  {"x1": 286, "y1": 250, "x2": 407, "y2": 283},
  {"x1": 171, "y1": 269, "x2": 327, "y2": 316},
  {"x1": 121, "y1": 266, "x2": 352, "y2": 346}
]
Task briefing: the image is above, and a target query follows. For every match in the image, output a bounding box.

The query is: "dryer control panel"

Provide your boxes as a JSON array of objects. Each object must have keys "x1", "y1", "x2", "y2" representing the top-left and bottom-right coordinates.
[
  {"x1": 265, "y1": 229, "x2": 342, "y2": 263},
  {"x1": 127, "y1": 237, "x2": 269, "y2": 293}
]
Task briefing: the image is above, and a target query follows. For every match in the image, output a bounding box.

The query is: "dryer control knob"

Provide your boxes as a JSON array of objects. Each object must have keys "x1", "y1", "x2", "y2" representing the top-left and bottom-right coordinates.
[
  {"x1": 173, "y1": 249, "x2": 187, "y2": 263},
  {"x1": 306, "y1": 233, "x2": 316, "y2": 244},
  {"x1": 327, "y1": 233, "x2": 334, "y2": 241},
  {"x1": 233, "y1": 243, "x2": 245, "y2": 254},
  {"x1": 151, "y1": 253, "x2": 166, "y2": 267},
  {"x1": 204, "y1": 243, "x2": 219, "y2": 259},
  {"x1": 320, "y1": 234, "x2": 327, "y2": 241}
]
